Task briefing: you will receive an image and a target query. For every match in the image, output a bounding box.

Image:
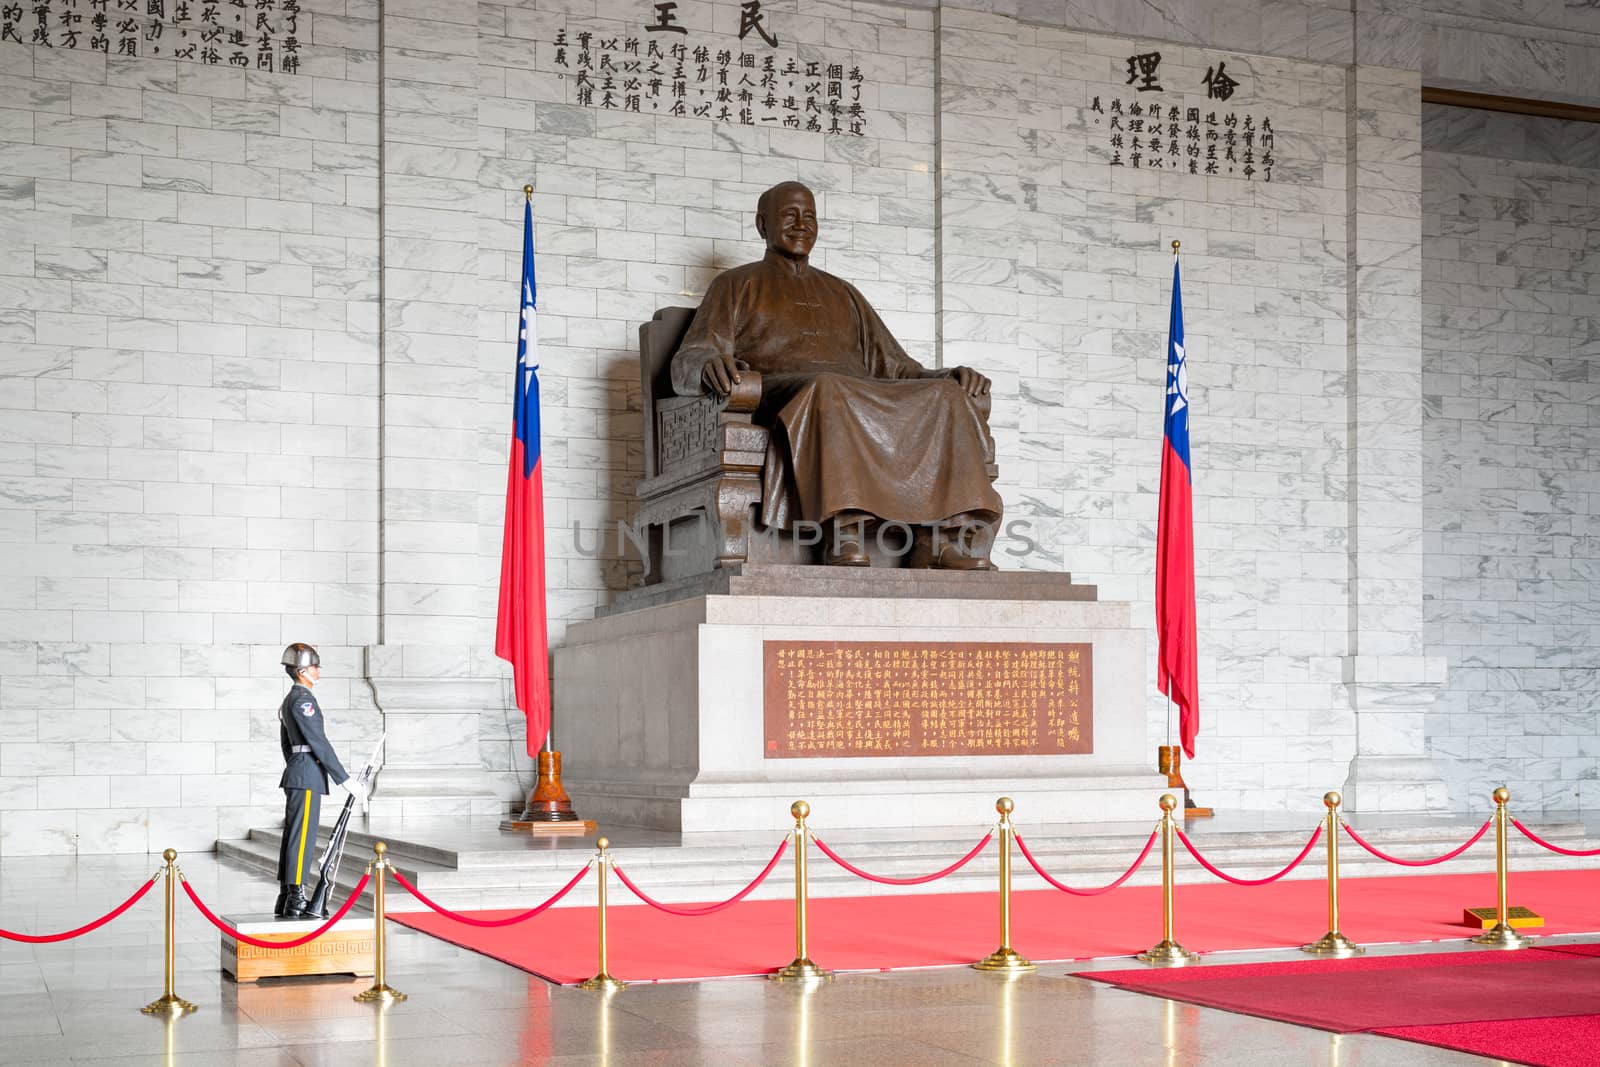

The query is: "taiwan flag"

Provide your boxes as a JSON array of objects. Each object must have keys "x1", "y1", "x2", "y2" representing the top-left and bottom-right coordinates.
[
  {"x1": 1156, "y1": 249, "x2": 1199, "y2": 759},
  {"x1": 496, "y1": 196, "x2": 552, "y2": 755}
]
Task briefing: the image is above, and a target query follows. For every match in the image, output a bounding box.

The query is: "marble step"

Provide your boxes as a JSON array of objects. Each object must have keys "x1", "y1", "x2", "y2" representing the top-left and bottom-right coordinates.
[{"x1": 216, "y1": 816, "x2": 1600, "y2": 912}]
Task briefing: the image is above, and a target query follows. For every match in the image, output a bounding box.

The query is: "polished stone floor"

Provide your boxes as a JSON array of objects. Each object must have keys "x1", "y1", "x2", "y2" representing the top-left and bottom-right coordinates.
[{"x1": 0, "y1": 851, "x2": 1527, "y2": 1065}]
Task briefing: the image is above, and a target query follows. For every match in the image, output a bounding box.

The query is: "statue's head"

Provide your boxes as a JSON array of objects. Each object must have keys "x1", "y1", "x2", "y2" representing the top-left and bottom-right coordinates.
[{"x1": 755, "y1": 181, "x2": 817, "y2": 260}]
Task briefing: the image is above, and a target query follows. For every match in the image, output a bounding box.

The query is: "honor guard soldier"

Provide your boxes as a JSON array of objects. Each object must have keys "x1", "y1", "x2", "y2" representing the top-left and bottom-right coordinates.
[{"x1": 276, "y1": 643, "x2": 367, "y2": 917}]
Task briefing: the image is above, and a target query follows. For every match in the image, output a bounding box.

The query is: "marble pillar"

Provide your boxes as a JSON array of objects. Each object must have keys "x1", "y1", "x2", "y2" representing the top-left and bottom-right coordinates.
[
  {"x1": 1341, "y1": 1, "x2": 1449, "y2": 812},
  {"x1": 364, "y1": 0, "x2": 502, "y2": 816}
]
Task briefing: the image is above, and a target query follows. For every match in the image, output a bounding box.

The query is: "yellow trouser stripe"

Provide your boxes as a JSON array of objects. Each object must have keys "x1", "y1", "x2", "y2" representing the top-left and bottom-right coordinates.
[{"x1": 294, "y1": 789, "x2": 311, "y2": 884}]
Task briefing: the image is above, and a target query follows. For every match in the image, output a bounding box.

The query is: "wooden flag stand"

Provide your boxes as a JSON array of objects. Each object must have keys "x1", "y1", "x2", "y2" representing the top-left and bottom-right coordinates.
[
  {"x1": 500, "y1": 750, "x2": 596, "y2": 835},
  {"x1": 1463, "y1": 906, "x2": 1542, "y2": 929},
  {"x1": 1158, "y1": 745, "x2": 1213, "y2": 818}
]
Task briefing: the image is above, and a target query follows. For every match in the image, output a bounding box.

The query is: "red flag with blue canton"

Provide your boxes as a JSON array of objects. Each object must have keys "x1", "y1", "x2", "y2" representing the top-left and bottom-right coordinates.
[
  {"x1": 496, "y1": 198, "x2": 551, "y2": 756},
  {"x1": 1156, "y1": 251, "x2": 1199, "y2": 758}
]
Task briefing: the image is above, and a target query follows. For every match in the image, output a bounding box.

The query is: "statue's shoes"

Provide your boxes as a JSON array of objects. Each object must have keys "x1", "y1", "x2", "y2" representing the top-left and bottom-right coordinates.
[
  {"x1": 823, "y1": 538, "x2": 870, "y2": 566},
  {"x1": 932, "y1": 545, "x2": 994, "y2": 571}
]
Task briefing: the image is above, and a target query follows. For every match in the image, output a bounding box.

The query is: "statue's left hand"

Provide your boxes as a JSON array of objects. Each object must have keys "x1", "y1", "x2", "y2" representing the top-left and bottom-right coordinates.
[{"x1": 953, "y1": 367, "x2": 991, "y2": 396}]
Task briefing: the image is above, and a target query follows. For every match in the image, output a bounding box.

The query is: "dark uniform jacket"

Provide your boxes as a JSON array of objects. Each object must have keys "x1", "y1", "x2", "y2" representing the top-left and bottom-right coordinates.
[{"x1": 278, "y1": 684, "x2": 349, "y2": 793}]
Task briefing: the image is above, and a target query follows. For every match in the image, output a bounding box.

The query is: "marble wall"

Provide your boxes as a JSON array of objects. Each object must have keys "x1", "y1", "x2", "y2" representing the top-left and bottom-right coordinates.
[
  {"x1": 1422, "y1": 102, "x2": 1600, "y2": 813},
  {"x1": 1009, "y1": 33, "x2": 1364, "y2": 807},
  {"x1": 0, "y1": 1, "x2": 383, "y2": 853},
  {"x1": 2, "y1": 0, "x2": 1598, "y2": 853}
]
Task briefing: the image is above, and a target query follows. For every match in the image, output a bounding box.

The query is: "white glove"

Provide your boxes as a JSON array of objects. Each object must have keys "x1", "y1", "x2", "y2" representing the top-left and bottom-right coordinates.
[{"x1": 342, "y1": 778, "x2": 369, "y2": 814}]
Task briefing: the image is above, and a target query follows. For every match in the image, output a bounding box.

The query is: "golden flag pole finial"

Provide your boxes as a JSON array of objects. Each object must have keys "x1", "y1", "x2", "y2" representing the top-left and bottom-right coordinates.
[
  {"x1": 524, "y1": 184, "x2": 534, "y2": 201},
  {"x1": 1171, "y1": 240, "x2": 1180, "y2": 254}
]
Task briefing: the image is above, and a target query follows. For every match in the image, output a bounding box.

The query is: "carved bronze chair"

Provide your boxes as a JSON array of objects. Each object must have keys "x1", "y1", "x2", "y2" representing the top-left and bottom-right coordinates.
[
  {"x1": 635, "y1": 306, "x2": 1000, "y2": 582},
  {"x1": 636, "y1": 307, "x2": 771, "y2": 582}
]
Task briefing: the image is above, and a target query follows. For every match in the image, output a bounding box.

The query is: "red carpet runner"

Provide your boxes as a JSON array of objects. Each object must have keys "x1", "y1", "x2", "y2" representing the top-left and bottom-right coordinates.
[
  {"x1": 1083, "y1": 944, "x2": 1600, "y2": 1067},
  {"x1": 390, "y1": 868, "x2": 1600, "y2": 985},
  {"x1": 1372, "y1": 1014, "x2": 1600, "y2": 1067}
]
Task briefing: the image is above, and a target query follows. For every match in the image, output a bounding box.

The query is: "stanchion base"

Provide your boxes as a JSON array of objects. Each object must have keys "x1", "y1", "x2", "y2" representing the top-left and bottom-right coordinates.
[
  {"x1": 354, "y1": 983, "x2": 408, "y2": 1003},
  {"x1": 579, "y1": 972, "x2": 627, "y2": 992},
  {"x1": 973, "y1": 947, "x2": 1036, "y2": 973},
  {"x1": 769, "y1": 957, "x2": 833, "y2": 982},
  {"x1": 1470, "y1": 923, "x2": 1531, "y2": 950},
  {"x1": 140, "y1": 993, "x2": 198, "y2": 1017},
  {"x1": 1301, "y1": 931, "x2": 1364, "y2": 957},
  {"x1": 1136, "y1": 939, "x2": 1199, "y2": 966}
]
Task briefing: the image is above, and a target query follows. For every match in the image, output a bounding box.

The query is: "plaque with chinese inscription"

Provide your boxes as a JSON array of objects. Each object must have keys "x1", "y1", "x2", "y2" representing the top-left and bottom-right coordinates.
[{"x1": 763, "y1": 641, "x2": 1092, "y2": 759}]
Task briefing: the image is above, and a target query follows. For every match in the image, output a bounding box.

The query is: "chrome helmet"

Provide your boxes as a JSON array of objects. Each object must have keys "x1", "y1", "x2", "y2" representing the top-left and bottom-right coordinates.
[{"x1": 280, "y1": 643, "x2": 320, "y2": 671}]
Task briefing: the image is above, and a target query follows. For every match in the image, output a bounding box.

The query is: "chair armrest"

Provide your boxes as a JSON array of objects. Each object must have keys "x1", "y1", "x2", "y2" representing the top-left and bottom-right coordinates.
[{"x1": 723, "y1": 371, "x2": 762, "y2": 414}]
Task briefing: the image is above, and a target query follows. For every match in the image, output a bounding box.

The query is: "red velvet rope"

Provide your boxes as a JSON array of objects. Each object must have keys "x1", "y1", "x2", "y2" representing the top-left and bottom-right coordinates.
[
  {"x1": 1512, "y1": 818, "x2": 1600, "y2": 857},
  {"x1": 1177, "y1": 825, "x2": 1322, "y2": 886},
  {"x1": 390, "y1": 862, "x2": 591, "y2": 926},
  {"x1": 1014, "y1": 828, "x2": 1158, "y2": 897},
  {"x1": 1340, "y1": 818, "x2": 1490, "y2": 867},
  {"x1": 812, "y1": 832, "x2": 993, "y2": 885},
  {"x1": 182, "y1": 872, "x2": 371, "y2": 949},
  {"x1": 0, "y1": 872, "x2": 159, "y2": 943},
  {"x1": 613, "y1": 838, "x2": 788, "y2": 917}
]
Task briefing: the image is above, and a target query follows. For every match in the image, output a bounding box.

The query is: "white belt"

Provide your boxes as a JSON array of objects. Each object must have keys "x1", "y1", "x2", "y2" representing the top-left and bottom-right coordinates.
[{"x1": 289, "y1": 745, "x2": 312, "y2": 753}]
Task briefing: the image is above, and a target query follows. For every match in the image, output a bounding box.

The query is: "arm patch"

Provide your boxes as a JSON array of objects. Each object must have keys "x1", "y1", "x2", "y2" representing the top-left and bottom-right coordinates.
[{"x1": 299, "y1": 702, "x2": 316, "y2": 717}]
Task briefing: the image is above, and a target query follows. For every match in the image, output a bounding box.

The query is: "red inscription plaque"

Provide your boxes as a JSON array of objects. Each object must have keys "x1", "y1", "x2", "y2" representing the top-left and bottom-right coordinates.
[{"x1": 763, "y1": 641, "x2": 1092, "y2": 759}]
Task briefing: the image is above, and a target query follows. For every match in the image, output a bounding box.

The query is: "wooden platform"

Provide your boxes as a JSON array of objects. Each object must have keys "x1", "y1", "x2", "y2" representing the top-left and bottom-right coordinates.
[
  {"x1": 497, "y1": 818, "x2": 597, "y2": 835},
  {"x1": 220, "y1": 912, "x2": 376, "y2": 983}
]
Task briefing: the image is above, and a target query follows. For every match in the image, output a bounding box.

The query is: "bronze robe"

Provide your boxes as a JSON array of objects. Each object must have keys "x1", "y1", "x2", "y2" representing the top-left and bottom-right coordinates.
[{"x1": 670, "y1": 253, "x2": 1002, "y2": 531}]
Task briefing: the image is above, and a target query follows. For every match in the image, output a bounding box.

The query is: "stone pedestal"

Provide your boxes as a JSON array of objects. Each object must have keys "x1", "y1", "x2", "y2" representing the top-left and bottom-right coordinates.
[{"x1": 554, "y1": 566, "x2": 1166, "y2": 833}]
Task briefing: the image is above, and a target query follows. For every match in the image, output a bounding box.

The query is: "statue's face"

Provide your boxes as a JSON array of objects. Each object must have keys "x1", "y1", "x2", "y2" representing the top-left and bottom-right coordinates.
[{"x1": 760, "y1": 187, "x2": 818, "y2": 259}]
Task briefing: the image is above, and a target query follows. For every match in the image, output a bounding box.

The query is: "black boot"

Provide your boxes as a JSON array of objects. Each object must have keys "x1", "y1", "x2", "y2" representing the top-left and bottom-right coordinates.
[
  {"x1": 282, "y1": 884, "x2": 311, "y2": 918},
  {"x1": 273, "y1": 884, "x2": 290, "y2": 917}
]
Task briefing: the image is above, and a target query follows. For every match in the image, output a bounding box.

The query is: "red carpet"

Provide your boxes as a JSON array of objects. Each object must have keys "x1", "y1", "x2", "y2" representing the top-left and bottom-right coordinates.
[
  {"x1": 1374, "y1": 1015, "x2": 1600, "y2": 1067},
  {"x1": 1082, "y1": 948, "x2": 1600, "y2": 1067},
  {"x1": 390, "y1": 868, "x2": 1600, "y2": 985},
  {"x1": 1081, "y1": 950, "x2": 1600, "y2": 1030}
]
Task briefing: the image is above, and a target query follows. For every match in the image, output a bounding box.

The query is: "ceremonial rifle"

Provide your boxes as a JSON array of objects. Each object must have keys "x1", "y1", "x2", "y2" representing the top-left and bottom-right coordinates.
[{"x1": 306, "y1": 732, "x2": 384, "y2": 920}]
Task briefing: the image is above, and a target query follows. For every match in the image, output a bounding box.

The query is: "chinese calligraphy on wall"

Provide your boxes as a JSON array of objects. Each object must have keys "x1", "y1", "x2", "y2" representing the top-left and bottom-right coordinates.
[
  {"x1": 554, "y1": 1, "x2": 868, "y2": 135},
  {"x1": 1093, "y1": 51, "x2": 1274, "y2": 180},
  {"x1": 2, "y1": 0, "x2": 304, "y2": 72},
  {"x1": 763, "y1": 641, "x2": 1092, "y2": 759}
]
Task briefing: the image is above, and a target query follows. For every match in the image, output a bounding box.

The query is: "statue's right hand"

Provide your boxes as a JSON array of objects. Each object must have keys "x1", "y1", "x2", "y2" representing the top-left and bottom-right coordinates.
[{"x1": 700, "y1": 353, "x2": 744, "y2": 397}]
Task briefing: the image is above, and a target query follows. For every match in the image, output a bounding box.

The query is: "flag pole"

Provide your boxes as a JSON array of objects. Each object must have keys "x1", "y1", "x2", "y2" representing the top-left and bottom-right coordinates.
[
  {"x1": 501, "y1": 183, "x2": 590, "y2": 836},
  {"x1": 1156, "y1": 240, "x2": 1211, "y2": 818}
]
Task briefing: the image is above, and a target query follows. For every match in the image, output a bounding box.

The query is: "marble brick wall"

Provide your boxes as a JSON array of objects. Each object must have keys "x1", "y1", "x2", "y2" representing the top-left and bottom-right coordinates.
[
  {"x1": 0, "y1": 2, "x2": 382, "y2": 854},
  {"x1": 1421, "y1": 103, "x2": 1600, "y2": 813},
  {"x1": 1011, "y1": 31, "x2": 1360, "y2": 809}
]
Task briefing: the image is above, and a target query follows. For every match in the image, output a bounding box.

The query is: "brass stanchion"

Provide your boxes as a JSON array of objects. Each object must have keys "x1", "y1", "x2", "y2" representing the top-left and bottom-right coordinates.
[
  {"x1": 355, "y1": 842, "x2": 407, "y2": 1003},
  {"x1": 1137, "y1": 794, "x2": 1197, "y2": 965},
  {"x1": 1471, "y1": 786, "x2": 1530, "y2": 949},
  {"x1": 771, "y1": 800, "x2": 831, "y2": 981},
  {"x1": 580, "y1": 837, "x2": 626, "y2": 991},
  {"x1": 142, "y1": 849, "x2": 198, "y2": 1017},
  {"x1": 974, "y1": 796, "x2": 1035, "y2": 973},
  {"x1": 1303, "y1": 791, "x2": 1362, "y2": 957}
]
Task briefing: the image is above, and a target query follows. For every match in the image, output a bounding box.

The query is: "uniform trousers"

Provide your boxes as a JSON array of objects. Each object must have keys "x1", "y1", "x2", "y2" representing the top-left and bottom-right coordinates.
[{"x1": 277, "y1": 787, "x2": 322, "y2": 887}]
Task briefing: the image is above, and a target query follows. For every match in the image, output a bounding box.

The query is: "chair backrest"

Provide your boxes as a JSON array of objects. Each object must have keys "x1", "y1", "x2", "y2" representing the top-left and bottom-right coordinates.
[{"x1": 639, "y1": 306, "x2": 698, "y2": 481}]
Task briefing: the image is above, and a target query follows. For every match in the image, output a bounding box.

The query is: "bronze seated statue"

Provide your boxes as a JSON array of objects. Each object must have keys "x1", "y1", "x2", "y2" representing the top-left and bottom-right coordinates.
[{"x1": 635, "y1": 181, "x2": 1001, "y2": 582}]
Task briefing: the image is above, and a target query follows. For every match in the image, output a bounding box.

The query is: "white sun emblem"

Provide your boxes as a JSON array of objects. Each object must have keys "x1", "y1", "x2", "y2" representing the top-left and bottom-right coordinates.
[{"x1": 1167, "y1": 341, "x2": 1187, "y2": 417}]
